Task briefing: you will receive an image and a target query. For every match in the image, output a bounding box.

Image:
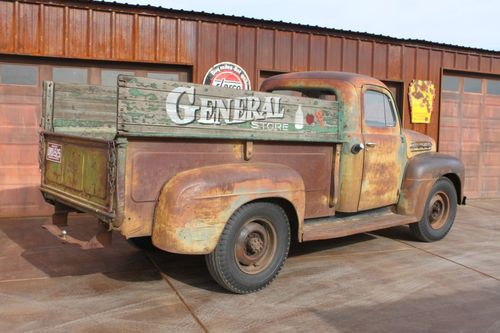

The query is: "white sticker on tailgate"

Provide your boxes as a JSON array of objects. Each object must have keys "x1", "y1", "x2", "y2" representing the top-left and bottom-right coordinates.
[{"x1": 46, "y1": 143, "x2": 62, "y2": 163}]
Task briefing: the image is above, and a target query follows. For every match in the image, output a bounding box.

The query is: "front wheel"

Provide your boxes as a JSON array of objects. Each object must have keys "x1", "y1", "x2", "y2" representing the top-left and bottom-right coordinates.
[
  {"x1": 205, "y1": 202, "x2": 290, "y2": 294},
  {"x1": 409, "y1": 177, "x2": 458, "y2": 242}
]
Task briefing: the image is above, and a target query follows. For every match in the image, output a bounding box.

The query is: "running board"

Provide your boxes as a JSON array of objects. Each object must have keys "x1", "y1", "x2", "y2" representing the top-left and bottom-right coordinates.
[{"x1": 302, "y1": 208, "x2": 417, "y2": 242}]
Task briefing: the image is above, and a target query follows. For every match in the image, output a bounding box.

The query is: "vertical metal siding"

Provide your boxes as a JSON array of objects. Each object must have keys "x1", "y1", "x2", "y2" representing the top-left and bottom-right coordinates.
[{"x1": 0, "y1": 0, "x2": 499, "y2": 142}]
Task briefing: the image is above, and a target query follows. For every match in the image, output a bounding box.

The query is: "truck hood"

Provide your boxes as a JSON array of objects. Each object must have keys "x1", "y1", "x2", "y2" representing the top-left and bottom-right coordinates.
[{"x1": 403, "y1": 129, "x2": 436, "y2": 159}]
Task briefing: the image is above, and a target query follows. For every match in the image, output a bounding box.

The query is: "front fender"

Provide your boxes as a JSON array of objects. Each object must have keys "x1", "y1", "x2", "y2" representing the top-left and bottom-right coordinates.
[
  {"x1": 152, "y1": 163, "x2": 305, "y2": 254},
  {"x1": 397, "y1": 152, "x2": 465, "y2": 220}
]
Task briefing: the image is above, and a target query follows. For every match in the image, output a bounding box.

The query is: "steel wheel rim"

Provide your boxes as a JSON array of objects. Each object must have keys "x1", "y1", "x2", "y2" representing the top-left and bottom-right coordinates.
[
  {"x1": 428, "y1": 191, "x2": 450, "y2": 230},
  {"x1": 234, "y1": 218, "x2": 277, "y2": 275}
]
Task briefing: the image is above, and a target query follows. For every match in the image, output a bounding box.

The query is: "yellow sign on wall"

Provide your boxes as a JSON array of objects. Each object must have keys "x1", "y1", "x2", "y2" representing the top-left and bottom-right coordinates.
[{"x1": 409, "y1": 80, "x2": 435, "y2": 124}]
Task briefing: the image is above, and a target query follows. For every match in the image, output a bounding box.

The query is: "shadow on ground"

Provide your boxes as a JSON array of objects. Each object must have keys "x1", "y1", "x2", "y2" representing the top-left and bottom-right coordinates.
[{"x1": 0, "y1": 214, "x2": 392, "y2": 293}]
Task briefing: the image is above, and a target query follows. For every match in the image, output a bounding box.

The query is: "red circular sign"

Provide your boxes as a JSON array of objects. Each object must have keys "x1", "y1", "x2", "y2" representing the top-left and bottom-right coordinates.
[{"x1": 203, "y1": 62, "x2": 251, "y2": 91}]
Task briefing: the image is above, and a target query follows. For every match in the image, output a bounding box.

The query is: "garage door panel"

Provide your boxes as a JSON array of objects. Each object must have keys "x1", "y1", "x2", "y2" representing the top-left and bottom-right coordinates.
[
  {"x1": 461, "y1": 127, "x2": 481, "y2": 143},
  {"x1": 461, "y1": 104, "x2": 481, "y2": 119},
  {"x1": 0, "y1": 85, "x2": 39, "y2": 97},
  {"x1": 0, "y1": 104, "x2": 40, "y2": 146},
  {"x1": 439, "y1": 126, "x2": 459, "y2": 142},
  {"x1": 484, "y1": 106, "x2": 500, "y2": 120},
  {"x1": 485, "y1": 122, "x2": 500, "y2": 131},
  {"x1": 438, "y1": 138, "x2": 457, "y2": 148},
  {"x1": 440, "y1": 117, "x2": 461, "y2": 129},
  {"x1": 483, "y1": 152, "x2": 500, "y2": 166},
  {"x1": 0, "y1": 60, "x2": 50, "y2": 217},
  {"x1": 481, "y1": 177, "x2": 499, "y2": 194},
  {"x1": 484, "y1": 129, "x2": 500, "y2": 142},
  {"x1": 0, "y1": 128, "x2": 38, "y2": 144},
  {"x1": 460, "y1": 143, "x2": 481, "y2": 153},
  {"x1": 461, "y1": 151, "x2": 481, "y2": 167},
  {"x1": 0, "y1": 144, "x2": 39, "y2": 165},
  {"x1": 0, "y1": 185, "x2": 52, "y2": 217},
  {"x1": 0, "y1": 166, "x2": 41, "y2": 185},
  {"x1": 0, "y1": 103, "x2": 39, "y2": 126},
  {"x1": 465, "y1": 177, "x2": 479, "y2": 191},
  {"x1": 438, "y1": 142, "x2": 460, "y2": 156},
  {"x1": 485, "y1": 96, "x2": 500, "y2": 106},
  {"x1": 440, "y1": 74, "x2": 500, "y2": 198},
  {"x1": 460, "y1": 119, "x2": 481, "y2": 129},
  {"x1": 441, "y1": 101, "x2": 460, "y2": 117},
  {"x1": 480, "y1": 166, "x2": 500, "y2": 177},
  {"x1": 441, "y1": 91, "x2": 460, "y2": 100},
  {"x1": 484, "y1": 120, "x2": 500, "y2": 130}
]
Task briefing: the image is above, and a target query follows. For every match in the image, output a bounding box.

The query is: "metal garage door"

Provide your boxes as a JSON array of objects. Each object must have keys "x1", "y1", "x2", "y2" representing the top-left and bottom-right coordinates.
[
  {"x1": 0, "y1": 58, "x2": 189, "y2": 218},
  {"x1": 439, "y1": 74, "x2": 500, "y2": 198},
  {"x1": 0, "y1": 61, "x2": 50, "y2": 217}
]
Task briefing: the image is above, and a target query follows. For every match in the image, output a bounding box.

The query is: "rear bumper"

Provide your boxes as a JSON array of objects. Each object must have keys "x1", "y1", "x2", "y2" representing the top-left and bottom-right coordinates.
[{"x1": 41, "y1": 186, "x2": 115, "y2": 223}]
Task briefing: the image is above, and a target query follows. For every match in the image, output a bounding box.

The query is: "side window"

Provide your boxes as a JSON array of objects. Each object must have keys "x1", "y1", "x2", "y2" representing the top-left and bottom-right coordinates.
[
  {"x1": 101, "y1": 70, "x2": 134, "y2": 86},
  {"x1": 53, "y1": 67, "x2": 88, "y2": 84},
  {"x1": 0, "y1": 64, "x2": 38, "y2": 85},
  {"x1": 364, "y1": 90, "x2": 396, "y2": 127}
]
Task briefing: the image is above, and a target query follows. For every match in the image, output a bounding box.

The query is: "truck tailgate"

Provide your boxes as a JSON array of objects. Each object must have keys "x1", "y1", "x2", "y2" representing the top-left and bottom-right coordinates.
[{"x1": 41, "y1": 132, "x2": 115, "y2": 218}]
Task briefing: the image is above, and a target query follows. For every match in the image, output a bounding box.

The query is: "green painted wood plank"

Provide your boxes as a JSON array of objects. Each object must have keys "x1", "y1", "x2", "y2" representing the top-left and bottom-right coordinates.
[{"x1": 117, "y1": 75, "x2": 344, "y2": 143}]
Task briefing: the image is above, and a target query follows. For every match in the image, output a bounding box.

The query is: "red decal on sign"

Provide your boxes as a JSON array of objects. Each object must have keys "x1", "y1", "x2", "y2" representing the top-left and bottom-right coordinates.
[
  {"x1": 306, "y1": 113, "x2": 315, "y2": 125},
  {"x1": 314, "y1": 111, "x2": 325, "y2": 128}
]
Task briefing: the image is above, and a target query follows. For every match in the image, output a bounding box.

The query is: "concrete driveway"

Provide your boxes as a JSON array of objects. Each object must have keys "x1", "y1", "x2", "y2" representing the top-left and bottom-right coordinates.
[{"x1": 1, "y1": 199, "x2": 499, "y2": 333}]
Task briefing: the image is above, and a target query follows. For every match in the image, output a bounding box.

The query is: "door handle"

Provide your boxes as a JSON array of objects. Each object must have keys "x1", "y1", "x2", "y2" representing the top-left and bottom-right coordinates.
[
  {"x1": 365, "y1": 142, "x2": 377, "y2": 148},
  {"x1": 351, "y1": 143, "x2": 365, "y2": 154}
]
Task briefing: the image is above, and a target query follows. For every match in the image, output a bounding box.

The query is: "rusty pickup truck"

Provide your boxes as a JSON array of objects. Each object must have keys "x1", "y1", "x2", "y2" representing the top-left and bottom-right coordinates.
[{"x1": 39, "y1": 71, "x2": 465, "y2": 293}]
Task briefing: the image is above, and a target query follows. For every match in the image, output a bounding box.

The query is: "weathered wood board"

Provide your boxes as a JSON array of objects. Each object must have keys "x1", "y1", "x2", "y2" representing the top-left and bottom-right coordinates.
[
  {"x1": 50, "y1": 82, "x2": 117, "y2": 140},
  {"x1": 117, "y1": 75, "x2": 344, "y2": 142}
]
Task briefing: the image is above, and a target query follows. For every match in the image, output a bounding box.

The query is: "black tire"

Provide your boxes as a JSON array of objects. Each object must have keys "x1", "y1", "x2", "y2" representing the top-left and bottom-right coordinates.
[
  {"x1": 205, "y1": 202, "x2": 290, "y2": 294},
  {"x1": 409, "y1": 177, "x2": 457, "y2": 242},
  {"x1": 127, "y1": 236, "x2": 155, "y2": 251}
]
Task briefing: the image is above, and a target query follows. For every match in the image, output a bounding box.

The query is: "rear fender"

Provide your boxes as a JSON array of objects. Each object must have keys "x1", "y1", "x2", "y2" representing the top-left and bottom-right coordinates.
[
  {"x1": 153, "y1": 163, "x2": 305, "y2": 254},
  {"x1": 397, "y1": 153, "x2": 464, "y2": 220}
]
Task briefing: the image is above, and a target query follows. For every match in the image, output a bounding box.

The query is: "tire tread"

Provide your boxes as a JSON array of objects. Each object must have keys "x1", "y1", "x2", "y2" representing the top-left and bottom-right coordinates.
[{"x1": 205, "y1": 202, "x2": 290, "y2": 294}]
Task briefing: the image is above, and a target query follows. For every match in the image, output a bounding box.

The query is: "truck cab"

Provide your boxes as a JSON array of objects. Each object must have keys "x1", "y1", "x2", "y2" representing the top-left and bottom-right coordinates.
[{"x1": 262, "y1": 71, "x2": 463, "y2": 219}]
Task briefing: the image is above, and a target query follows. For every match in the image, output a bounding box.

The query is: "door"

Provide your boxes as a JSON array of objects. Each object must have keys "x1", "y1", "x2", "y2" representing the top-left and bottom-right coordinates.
[
  {"x1": 0, "y1": 61, "x2": 52, "y2": 217},
  {"x1": 358, "y1": 87, "x2": 405, "y2": 211},
  {"x1": 439, "y1": 74, "x2": 500, "y2": 198}
]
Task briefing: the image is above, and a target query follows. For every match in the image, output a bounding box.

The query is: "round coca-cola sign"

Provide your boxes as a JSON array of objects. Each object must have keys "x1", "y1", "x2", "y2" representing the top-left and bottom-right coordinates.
[{"x1": 203, "y1": 62, "x2": 252, "y2": 91}]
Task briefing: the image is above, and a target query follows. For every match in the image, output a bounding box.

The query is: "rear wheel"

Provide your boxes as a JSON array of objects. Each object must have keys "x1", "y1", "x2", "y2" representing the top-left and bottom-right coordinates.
[
  {"x1": 205, "y1": 202, "x2": 290, "y2": 294},
  {"x1": 409, "y1": 177, "x2": 457, "y2": 242}
]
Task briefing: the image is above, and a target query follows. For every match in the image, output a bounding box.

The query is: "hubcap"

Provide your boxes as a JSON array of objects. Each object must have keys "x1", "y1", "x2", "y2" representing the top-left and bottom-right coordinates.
[
  {"x1": 234, "y1": 219, "x2": 277, "y2": 274},
  {"x1": 428, "y1": 191, "x2": 450, "y2": 230}
]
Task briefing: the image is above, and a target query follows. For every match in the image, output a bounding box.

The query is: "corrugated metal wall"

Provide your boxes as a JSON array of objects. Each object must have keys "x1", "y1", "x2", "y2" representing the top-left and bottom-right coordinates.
[{"x1": 1, "y1": 0, "x2": 500, "y2": 141}]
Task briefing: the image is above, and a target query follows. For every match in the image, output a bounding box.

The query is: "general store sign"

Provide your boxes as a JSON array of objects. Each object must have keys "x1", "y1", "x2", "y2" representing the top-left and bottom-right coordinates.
[
  {"x1": 117, "y1": 76, "x2": 343, "y2": 143},
  {"x1": 166, "y1": 86, "x2": 285, "y2": 126}
]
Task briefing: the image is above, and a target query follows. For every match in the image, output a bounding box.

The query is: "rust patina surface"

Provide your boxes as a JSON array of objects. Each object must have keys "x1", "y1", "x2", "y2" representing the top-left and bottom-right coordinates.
[
  {"x1": 120, "y1": 140, "x2": 333, "y2": 240},
  {"x1": 153, "y1": 163, "x2": 305, "y2": 254}
]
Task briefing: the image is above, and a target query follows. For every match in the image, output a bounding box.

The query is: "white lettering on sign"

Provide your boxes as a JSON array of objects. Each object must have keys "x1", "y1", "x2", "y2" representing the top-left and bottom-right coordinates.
[
  {"x1": 166, "y1": 86, "x2": 285, "y2": 125},
  {"x1": 46, "y1": 142, "x2": 62, "y2": 163},
  {"x1": 250, "y1": 121, "x2": 289, "y2": 131}
]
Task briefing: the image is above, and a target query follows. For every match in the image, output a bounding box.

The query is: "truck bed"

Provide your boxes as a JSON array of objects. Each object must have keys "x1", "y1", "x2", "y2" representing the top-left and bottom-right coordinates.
[{"x1": 40, "y1": 76, "x2": 345, "y2": 229}]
